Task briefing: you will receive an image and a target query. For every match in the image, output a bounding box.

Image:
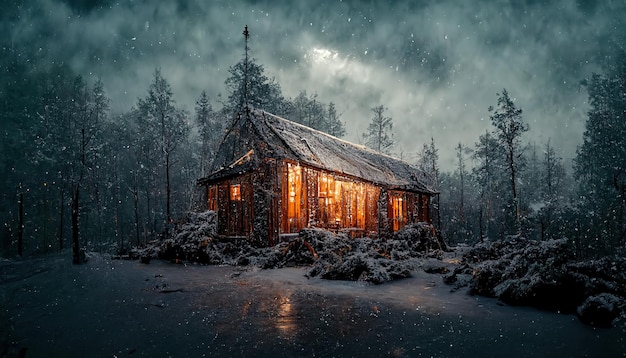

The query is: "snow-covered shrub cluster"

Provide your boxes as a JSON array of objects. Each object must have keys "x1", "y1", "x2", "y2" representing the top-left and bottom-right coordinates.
[
  {"x1": 258, "y1": 235, "x2": 319, "y2": 269},
  {"x1": 469, "y1": 238, "x2": 577, "y2": 309},
  {"x1": 140, "y1": 215, "x2": 441, "y2": 284},
  {"x1": 305, "y1": 223, "x2": 442, "y2": 284},
  {"x1": 140, "y1": 211, "x2": 260, "y2": 265},
  {"x1": 577, "y1": 293, "x2": 623, "y2": 327},
  {"x1": 446, "y1": 238, "x2": 626, "y2": 327},
  {"x1": 392, "y1": 222, "x2": 447, "y2": 253}
]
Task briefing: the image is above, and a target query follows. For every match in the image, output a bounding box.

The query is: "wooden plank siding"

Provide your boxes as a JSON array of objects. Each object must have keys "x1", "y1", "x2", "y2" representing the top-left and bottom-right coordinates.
[
  {"x1": 210, "y1": 174, "x2": 255, "y2": 237},
  {"x1": 280, "y1": 160, "x2": 386, "y2": 238},
  {"x1": 206, "y1": 159, "x2": 432, "y2": 244}
]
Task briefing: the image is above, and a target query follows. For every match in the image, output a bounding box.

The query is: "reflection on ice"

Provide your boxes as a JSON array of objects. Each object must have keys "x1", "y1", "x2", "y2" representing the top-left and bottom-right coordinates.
[
  {"x1": 275, "y1": 294, "x2": 296, "y2": 337},
  {"x1": 2, "y1": 254, "x2": 623, "y2": 357}
]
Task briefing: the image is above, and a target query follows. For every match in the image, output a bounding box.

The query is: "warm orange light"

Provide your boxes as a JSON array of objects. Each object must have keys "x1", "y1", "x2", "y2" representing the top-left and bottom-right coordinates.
[
  {"x1": 286, "y1": 163, "x2": 302, "y2": 232},
  {"x1": 230, "y1": 184, "x2": 241, "y2": 201}
]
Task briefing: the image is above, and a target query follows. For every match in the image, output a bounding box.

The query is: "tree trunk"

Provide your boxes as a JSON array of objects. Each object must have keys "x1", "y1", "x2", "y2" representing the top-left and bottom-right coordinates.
[
  {"x1": 72, "y1": 186, "x2": 80, "y2": 264},
  {"x1": 165, "y1": 149, "x2": 171, "y2": 240},
  {"x1": 58, "y1": 190, "x2": 64, "y2": 250},
  {"x1": 18, "y1": 192, "x2": 24, "y2": 256},
  {"x1": 133, "y1": 178, "x2": 140, "y2": 246},
  {"x1": 508, "y1": 143, "x2": 521, "y2": 234},
  {"x1": 478, "y1": 205, "x2": 484, "y2": 242}
]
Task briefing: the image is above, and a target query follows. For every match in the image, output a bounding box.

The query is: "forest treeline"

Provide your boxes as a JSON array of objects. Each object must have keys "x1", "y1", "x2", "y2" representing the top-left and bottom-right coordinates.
[
  {"x1": 436, "y1": 57, "x2": 626, "y2": 259},
  {"x1": 0, "y1": 46, "x2": 346, "y2": 259},
  {"x1": 1, "y1": 44, "x2": 624, "y2": 260}
]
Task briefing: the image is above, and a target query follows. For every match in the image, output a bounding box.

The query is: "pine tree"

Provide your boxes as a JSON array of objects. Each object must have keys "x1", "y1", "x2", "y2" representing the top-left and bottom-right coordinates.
[
  {"x1": 455, "y1": 142, "x2": 469, "y2": 226},
  {"x1": 539, "y1": 139, "x2": 566, "y2": 240},
  {"x1": 574, "y1": 56, "x2": 626, "y2": 253},
  {"x1": 488, "y1": 89, "x2": 528, "y2": 234},
  {"x1": 472, "y1": 130, "x2": 505, "y2": 240},
  {"x1": 195, "y1": 91, "x2": 220, "y2": 176},
  {"x1": 290, "y1": 91, "x2": 310, "y2": 125},
  {"x1": 363, "y1": 105, "x2": 394, "y2": 155},
  {"x1": 416, "y1": 137, "x2": 440, "y2": 190},
  {"x1": 521, "y1": 142, "x2": 542, "y2": 206},
  {"x1": 137, "y1": 68, "x2": 189, "y2": 239},
  {"x1": 224, "y1": 28, "x2": 286, "y2": 119},
  {"x1": 326, "y1": 102, "x2": 346, "y2": 138}
]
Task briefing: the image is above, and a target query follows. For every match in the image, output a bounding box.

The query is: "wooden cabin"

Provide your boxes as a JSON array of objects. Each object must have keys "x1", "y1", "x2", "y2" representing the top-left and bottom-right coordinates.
[{"x1": 197, "y1": 108, "x2": 436, "y2": 246}]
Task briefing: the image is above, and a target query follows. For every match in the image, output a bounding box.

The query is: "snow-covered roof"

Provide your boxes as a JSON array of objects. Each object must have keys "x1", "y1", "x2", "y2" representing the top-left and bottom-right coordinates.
[{"x1": 199, "y1": 108, "x2": 435, "y2": 194}]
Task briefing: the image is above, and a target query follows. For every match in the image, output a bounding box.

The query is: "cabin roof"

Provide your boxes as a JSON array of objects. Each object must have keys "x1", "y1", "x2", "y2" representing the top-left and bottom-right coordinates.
[{"x1": 198, "y1": 108, "x2": 436, "y2": 194}]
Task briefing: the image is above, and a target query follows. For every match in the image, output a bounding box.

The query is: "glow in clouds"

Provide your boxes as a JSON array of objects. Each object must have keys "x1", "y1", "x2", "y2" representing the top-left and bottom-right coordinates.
[{"x1": 304, "y1": 47, "x2": 373, "y2": 86}]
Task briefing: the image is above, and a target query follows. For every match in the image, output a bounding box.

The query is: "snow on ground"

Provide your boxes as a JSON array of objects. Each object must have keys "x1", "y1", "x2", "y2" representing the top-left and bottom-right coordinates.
[
  {"x1": 445, "y1": 238, "x2": 626, "y2": 327},
  {"x1": 143, "y1": 212, "x2": 445, "y2": 285},
  {"x1": 135, "y1": 211, "x2": 626, "y2": 329},
  {"x1": 1, "y1": 252, "x2": 625, "y2": 357}
]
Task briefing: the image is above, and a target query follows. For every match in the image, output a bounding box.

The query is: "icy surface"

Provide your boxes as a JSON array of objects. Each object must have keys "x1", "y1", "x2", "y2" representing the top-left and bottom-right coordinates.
[
  {"x1": 141, "y1": 213, "x2": 626, "y2": 328},
  {"x1": 1, "y1": 252, "x2": 624, "y2": 357}
]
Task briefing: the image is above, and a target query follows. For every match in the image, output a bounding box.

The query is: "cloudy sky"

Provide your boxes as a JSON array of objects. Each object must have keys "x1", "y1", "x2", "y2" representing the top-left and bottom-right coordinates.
[{"x1": 4, "y1": 0, "x2": 625, "y2": 170}]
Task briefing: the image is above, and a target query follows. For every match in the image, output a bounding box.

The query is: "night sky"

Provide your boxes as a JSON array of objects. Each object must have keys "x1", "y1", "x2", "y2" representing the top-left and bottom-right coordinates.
[{"x1": 3, "y1": 0, "x2": 625, "y2": 170}]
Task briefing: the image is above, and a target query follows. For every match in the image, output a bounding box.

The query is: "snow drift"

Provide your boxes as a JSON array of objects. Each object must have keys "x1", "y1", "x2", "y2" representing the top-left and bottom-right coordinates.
[{"x1": 444, "y1": 238, "x2": 626, "y2": 327}]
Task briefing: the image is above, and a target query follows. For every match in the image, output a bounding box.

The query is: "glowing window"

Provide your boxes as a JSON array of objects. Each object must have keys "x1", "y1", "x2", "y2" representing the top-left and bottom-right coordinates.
[
  {"x1": 208, "y1": 186, "x2": 217, "y2": 211},
  {"x1": 230, "y1": 184, "x2": 241, "y2": 201},
  {"x1": 392, "y1": 194, "x2": 405, "y2": 231}
]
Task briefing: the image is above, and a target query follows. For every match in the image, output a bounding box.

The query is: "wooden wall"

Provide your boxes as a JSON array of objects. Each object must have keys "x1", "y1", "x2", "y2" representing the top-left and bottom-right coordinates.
[{"x1": 206, "y1": 160, "x2": 433, "y2": 244}]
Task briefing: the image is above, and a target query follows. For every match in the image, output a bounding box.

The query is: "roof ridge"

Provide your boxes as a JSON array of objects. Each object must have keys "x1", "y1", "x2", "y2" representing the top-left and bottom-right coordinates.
[{"x1": 256, "y1": 108, "x2": 417, "y2": 167}]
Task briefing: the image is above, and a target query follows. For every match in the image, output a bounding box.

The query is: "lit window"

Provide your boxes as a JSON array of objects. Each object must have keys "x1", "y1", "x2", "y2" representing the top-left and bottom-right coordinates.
[
  {"x1": 286, "y1": 163, "x2": 302, "y2": 232},
  {"x1": 392, "y1": 194, "x2": 405, "y2": 231},
  {"x1": 230, "y1": 184, "x2": 241, "y2": 201},
  {"x1": 208, "y1": 186, "x2": 217, "y2": 211}
]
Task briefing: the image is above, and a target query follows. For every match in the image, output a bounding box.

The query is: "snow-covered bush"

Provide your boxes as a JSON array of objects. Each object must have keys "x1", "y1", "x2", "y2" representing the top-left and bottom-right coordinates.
[
  {"x1": 141, "y1": 215, "x2": 442, "y2": 284},
  {"x1": 449, "y1": 237, "x2": 626, "y2": 326},
  {"x1": 392, "y1": 222, "x2": 446, "y2": 253},
  {"x1": 566, "y1": 256, "x2": 626, "y2": 297},
  {"x1": 304, "y1": 226, "x2": 438, "y2": 284},
  {"x1": 151, "y1": 211, "x2": 254, "y2": 264},
  {"x1": 258, "y1": 237, "x2": 319, "y2": 269},
  {"x1": 576, "y1": 293, "x2": 623, "y2": 327},
  {"x1": 468, "y1": 238, "x2": 581, "y2": 309}
]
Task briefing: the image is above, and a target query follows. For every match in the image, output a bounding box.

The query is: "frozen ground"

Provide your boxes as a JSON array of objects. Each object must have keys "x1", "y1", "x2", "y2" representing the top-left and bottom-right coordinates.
[{"x1": 1, "y1": 252, "x2": 624, "y2": 358}]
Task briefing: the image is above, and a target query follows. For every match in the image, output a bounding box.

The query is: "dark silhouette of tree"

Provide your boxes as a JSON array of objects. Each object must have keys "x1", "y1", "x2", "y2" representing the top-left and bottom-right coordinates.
[
  {"x1": 363, "y1": 105, "x2": 394, "y2": 155},
  {"x1": 488, "y1": 89, "x2": 528, "y2": 234},
  {"x1": 137, "y1": 68, "x2": 189, "y2": 240},
  {"x1": 224, "y1": 58, "x2": 286, "y2": 118},
  {"x1": 539, "y1": 139, "x2": 566, "y2": 240},
  {"x1": 455, "y1": 143, "x2": 469, "y2": 229},
  {"x1": 416, "y1": 137, "x2": 440, "y2": 190},
  {"x1": 574, "y1": 56, "x2": 626, "y2": 254},
  {"x1": 472, "y1": 130, "x2": 505, "y2": 240},
  {"x1": 286, "y1": 92, "x2": 345, "y2": 137},
  {"x1": 326, "y1": 102, "x2": 346, "y2": 138},
  {"x1": 195, "y1": 91, "x2": 220, "y2": 176},
  {"x1": 288, "y1": 91, "x2": 324, "y2": 130}
]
